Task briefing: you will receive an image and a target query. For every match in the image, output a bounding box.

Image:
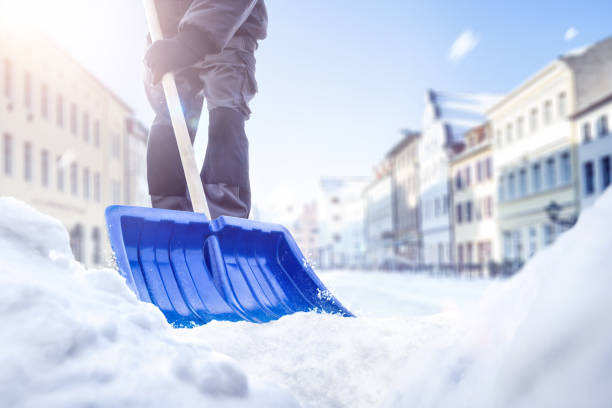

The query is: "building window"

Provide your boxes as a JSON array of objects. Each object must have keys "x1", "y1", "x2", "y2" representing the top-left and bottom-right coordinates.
[
  {"x1": 466, "y1": 201, "x2": 473, "y2": 223},
  {"x1": 3, "y1": 133, "x2": 13, "y2": 176},
  {"x1": 466, "y1": 242, "x2": 473, "y2": 264},
  {"x1": 519, "y1": 168, "x2": 527, "y2": 196},
  {"x1": 82, "y1": 112, "x2": 90, "y2": 141},
  {"x1": 70, "y1": 103, "x2": 78, "y2": 135},
  {"x1": 69, "y1": 224, "x2": 84, "y2": 262},
  {"x1": 543, "y1": 224, "x2": 555, "y2": 247},
  {"x1": 484, "y1": 196, "x2": 493, "y2": 218},
  {"x1": 4, "y1": 59, "x2": 12, "y2": 99},
  {"x1": 56, "y1": 156, "x2": 65, "y2": 191},
  {"x1": 93, "y1": 120, "x2": 100, "y2": 147},
  {"x1": 41, "y1": 84, "x2": 48, "y2": 119},
  {"x1": 506, "y1": 123, "x2": 513, "y2": 144},
  {"x1": 23, "y1": 142, "x2": 32, "y2": 182},
  {"x1": 70, "y1": 162, "x2": 78, "y2": 196},
  {"x1": 83, "y1": 167, "x2": 90, "y2": 199},
  {"x1": 582, "y1": 123, "x2": 592, "y2": 143},
  {"x1": 516, "y1": 117, "x2": 524, "y2": 139},
  {"x1": 94, "y1": 172, "x2": 101, "y2": 202},
  {"x1": 498, "y1": 176, "x2": 505, "y2": 201},
  {"x1": 457, "y1": 244, "x2": 464, "y2": 265},
  {"x1": 532, "y1": 163, "x2": 542, "y2": 193},
  {"x1": 513, "y1": 230, "x2": 522, "y2": 261},
  {"x1": 507, "y1": 173, "x2": 516, "y2": 200},
  {"x1": 530, "y1": 108, "x2": 538, "y2": 132},
  {"x1": 528, "y1": 227, "x2": 537, "y2": 257},
  {"x1": 438, "y1": 243, "x2": 444, "y2": 264},
  {"x1": 56, "y1": 94, "x2": 64, "y2": 128},
  {"x1": 443, "y1": 194, "x2": 449, "y2": 214},
  {"x1": 546, "y1": 157, "x2": 556, "y2": 188},
  {"x1": 560, "y1": 151, "x2": 571, "y2": 185},
  {"x1": 503, "y1": 231, "x2": 512, "y2": 261},
  {"x1": 456, "y1": 203, "x2": 463, "y2": 224},
  {"x1": 24, "y1": 72, "x2": 32, "y2": 110},
  {"x1": 485, "y1": 157, "x2": 492, "y2": 179},
  {"x1": 41, "y1": 149, "x2": 49, "y2": 187},
  {"x1": 602, "y1": 156, "x2": 611, "y2": 191},
  {"x1": 597, "y1": 115, "x2": 609, "y2": 137},
  {"x1": 434, "y1": 197, "x2": 440, "y2": 217},
  {"x1": 558, "y1": 92, "x2": 566, "y2": 117},
  {"x1": 455, "y1": 172, "x2": 463, "y2": 190},
  {"x1": 476, "y1": 161, "x2": 483, "y2": 182},
  {"x1": 464, "y1": 165, "x2": 471, "y2": 187},
  {"x1": 584, "y1": 161, "x2": 595, "y2": 196},
  {"x1": 92, "y1": 228, "x2": 102, "y2": 265},
  {"x1": 543, "y1": 100, "x2": 552, "y2": 125}
]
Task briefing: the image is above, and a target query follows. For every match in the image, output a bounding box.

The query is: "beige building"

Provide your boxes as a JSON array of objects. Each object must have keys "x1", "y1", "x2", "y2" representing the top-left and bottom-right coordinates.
[
  {"x1": 0, "y1": 31, "x2": 148, "y2": 266},
  {"x1": 450, "y1": 124, "x2": 496, "y2": 275},
  {"x1": 489, "y1": 60, "x2": 576, "y2": 263},
  {"x1": 489, "y1": 35, "x2": 612, "y2": 264}
]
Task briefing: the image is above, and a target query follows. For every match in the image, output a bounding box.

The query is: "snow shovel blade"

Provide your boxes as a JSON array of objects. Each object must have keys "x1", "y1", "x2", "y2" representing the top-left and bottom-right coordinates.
[{"x1": 105, "y1": 205, "x2": 353, "y2": 326}]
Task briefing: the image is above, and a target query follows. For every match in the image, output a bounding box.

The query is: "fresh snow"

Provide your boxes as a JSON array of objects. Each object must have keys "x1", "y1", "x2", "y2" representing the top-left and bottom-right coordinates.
[{"x1": 1, "y1": 191, "x2": 612, "y2": 407}]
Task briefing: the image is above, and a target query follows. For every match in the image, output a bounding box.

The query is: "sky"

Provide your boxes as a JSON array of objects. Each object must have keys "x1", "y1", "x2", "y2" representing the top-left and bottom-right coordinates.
[{"x1": 1, "y1": 0, "x2": 611, "y2": 221}]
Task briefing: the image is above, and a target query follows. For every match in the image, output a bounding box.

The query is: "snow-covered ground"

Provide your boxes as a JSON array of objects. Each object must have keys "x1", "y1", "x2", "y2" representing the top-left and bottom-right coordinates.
[{"x1": 1, "y1": 192, "x2": 612, "y2": 407}]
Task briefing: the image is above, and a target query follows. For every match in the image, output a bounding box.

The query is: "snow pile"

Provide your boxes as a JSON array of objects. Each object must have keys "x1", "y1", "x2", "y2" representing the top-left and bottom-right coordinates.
[
  {"x1": 0, "y1": 198, "x2": 296, "y2": 408},
  {"x1": 1, "y1": 189, "x2": 612, "y2": 407},
  {"x1": 387, "y1": 189, "x2": 612, "y2": 408}
]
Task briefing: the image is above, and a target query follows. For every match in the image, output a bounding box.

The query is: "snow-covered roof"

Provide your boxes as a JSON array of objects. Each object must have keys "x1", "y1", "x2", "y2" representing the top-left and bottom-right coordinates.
[{"x1": 427, "y1": 90, "x2": 503, "y2": 144}]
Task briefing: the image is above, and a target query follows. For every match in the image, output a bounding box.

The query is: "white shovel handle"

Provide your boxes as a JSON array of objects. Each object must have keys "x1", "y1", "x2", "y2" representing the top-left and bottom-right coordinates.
[{"x1": 142, "y1": 0, "x2": 211, "y2": 218}]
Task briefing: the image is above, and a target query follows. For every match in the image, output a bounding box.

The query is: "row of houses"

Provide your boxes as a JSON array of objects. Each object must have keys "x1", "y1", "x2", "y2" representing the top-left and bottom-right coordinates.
[
  {"x1": 295, "y1": 35, "x2": 612, "y2": 275},
  {"x1": 0, "y1": 31, "x2": 149, "y2": 266}
]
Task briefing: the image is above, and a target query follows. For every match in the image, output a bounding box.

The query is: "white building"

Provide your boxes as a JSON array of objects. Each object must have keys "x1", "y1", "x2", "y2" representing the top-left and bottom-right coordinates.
[
  {"x1": 0, "y1": 30, "x2": 148, "y2": 266},
  {"x1": 419, "y1": 90, "x2": 497, "y2": 270},
  {"x1": 290, "y1": 201, "x2": 318, "y2": 262},
  {"x1": 315, "y1": 177, "x2": 368, "y2": 269}
]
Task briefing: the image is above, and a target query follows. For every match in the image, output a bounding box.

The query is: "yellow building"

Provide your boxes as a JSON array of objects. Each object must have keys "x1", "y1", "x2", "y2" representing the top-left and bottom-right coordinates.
[
  {"x1": 450, "y1": 124, "x2": 497, "y2": 275},
  {"x1": 0, "y1": 31, "x2": 148, "y2": 266}
]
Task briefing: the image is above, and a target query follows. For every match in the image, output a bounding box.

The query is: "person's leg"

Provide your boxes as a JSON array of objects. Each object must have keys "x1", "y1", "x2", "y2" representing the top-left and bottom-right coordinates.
[
  {"x1": 202, "y1": 107, "x2": 251, "y2": 218},
  {"x1": 145, "y1": 70, "x2": 204, "y2": 211},
  {"x1": 199, "y1": 47, "x2": 257, "y2": 218}
]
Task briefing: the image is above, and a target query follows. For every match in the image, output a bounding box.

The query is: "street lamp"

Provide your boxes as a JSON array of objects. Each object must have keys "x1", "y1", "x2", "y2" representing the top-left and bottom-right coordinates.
[{"x1": 544, "y1": 200, "x2": 577, "y2": 228}]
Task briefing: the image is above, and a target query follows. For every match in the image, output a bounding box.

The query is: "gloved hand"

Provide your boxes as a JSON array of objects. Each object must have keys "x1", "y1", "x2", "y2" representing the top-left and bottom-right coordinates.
[{"x1": 144, "y1": 30, "x2": 201, "y2": 84}]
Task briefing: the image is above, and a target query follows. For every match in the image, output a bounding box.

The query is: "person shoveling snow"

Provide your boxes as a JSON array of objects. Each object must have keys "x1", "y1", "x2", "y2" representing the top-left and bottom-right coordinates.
[{"x1": 143, "y1": 0, "x2": 267, "y2": 217}]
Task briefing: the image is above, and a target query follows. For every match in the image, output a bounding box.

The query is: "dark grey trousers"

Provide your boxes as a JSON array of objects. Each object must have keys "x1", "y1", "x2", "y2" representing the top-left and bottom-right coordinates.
[{"x1": 145, "y1": 41, "x2": 257, "y2": 219}]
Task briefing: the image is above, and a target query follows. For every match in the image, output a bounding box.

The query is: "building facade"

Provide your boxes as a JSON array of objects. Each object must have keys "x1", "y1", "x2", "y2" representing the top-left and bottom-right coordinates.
[
  {"x1": 315, "y1": 177, "x2": 368, "y2": 269},
  {"x1": 419, "y1": 91, "x2": 454, "y2": 268},
  {"x1": 489, "y1": 36, "x2": 612, "y2": 264},
  {"x1": 575, "y1": 92, "x2": 612, "y2": 210},
  {"x1": 386, "y1": 130, "x2": 421, "y2": 264},
  {"x1": 450, "y1": 124, "x2": 497, "y2": 275},
  {"x1": 291, "y1": 201, "x2": 319, "y2": 263},
  {"x1": 363, "y1": 165, "x2": 393, "y2": 268},
  {"x1": 0, "y1": 31, "x2": 147, "y2": 266}
]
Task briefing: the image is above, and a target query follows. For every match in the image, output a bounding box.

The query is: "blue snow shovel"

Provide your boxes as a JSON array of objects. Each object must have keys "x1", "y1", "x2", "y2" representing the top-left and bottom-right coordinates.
[{"x1": 105, "y1": 0, "x2": 353, "y2": 327}]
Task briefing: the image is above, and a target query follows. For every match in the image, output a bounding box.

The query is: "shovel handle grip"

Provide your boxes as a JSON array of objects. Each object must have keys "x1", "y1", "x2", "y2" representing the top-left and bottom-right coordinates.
[{"x1": 142, "y1": 0, "x2": 211, "y2": 218}]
